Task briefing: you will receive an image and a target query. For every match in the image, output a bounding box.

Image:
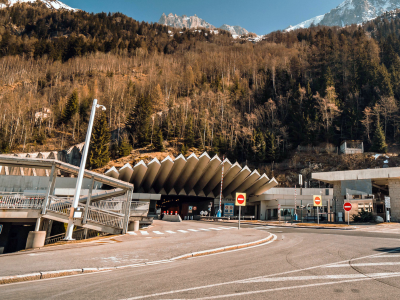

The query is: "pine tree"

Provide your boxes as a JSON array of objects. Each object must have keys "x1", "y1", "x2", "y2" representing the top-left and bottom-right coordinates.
[
  {"x1": 264, "y1": 130, "x2": 276, "y2": 162},
  {"x1": 118, "y1": 134, "x2": 133, "y2": 157},
  {"x1": 153, "y1": 124, "x2": 164, "y2": 151},
  {"x1": 184, "y1": 115, "x2": 195, "y2": 148},
  {"x1": 88, "y1": 112, "x2": 110, "y2": 169},
  {"x1": 62, "y1": 90, "x2": 79, "y2": 123},
  {"x1": 125, "y1": 94, "x2": 152, "y2": 147},
  {"x1": 371, "y1": 120, "x2": 388, "y2": 153}
]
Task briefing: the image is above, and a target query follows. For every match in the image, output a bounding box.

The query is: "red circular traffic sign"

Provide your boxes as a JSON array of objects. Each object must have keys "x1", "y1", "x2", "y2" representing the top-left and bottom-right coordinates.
[
  {"x1": 237, "y1": 194, "x2": 245, "y2": 205},
  {"x1": 314, "y1": 197, "x2": 321, "y2": 206},
  {"x1": 344, "y1": 202, "x2": 352, "y2": 212}
]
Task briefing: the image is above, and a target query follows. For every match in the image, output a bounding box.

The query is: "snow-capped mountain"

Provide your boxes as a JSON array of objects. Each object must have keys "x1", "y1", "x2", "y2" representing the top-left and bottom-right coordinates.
[
  {"x1": 0, "y1": 0, "x2": 76, "y2": 11},
  {"x1": 286, "y1": 0, "x2": 400, "y2": 31},
  {"x1": 219, "y1": 24, "x2": 249, "y2": 37},
  {"x1": 158, "y1": 13, "x2": 250, "y2": 37}
]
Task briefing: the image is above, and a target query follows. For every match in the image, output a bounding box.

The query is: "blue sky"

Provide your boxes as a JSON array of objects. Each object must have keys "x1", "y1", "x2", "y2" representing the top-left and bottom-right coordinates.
[{"x1": 62, "y1": 0, "x2": 344, "y2": 35}]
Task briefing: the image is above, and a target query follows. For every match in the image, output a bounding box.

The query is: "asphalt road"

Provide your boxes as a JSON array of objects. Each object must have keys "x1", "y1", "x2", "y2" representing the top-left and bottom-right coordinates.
[{"x1": 1, "y1": 224, "x2": 400, "y2": 300}]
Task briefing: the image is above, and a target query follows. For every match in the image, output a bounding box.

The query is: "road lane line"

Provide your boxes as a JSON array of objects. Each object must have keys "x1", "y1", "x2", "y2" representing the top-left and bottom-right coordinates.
[
  {"x1": 140, "y1": 231, "x2": 149, "y2": 235},
  {"x1": 198, "y1": 229, "x2": 211, "y2": 231},
  {"x1": 187, "y1": 229, "x2": 199, "y2": 232},
  {"x1": 165, "y1": 231, "x2": 176, "y2": 234},
  {"x1": 183, "y1": 274, "x2": 400, "y2": 300},
  {"x1": 242, "y1": 272, "x2": 400, "y2": 283},
  {"x1": 127, "y1": 232, "x2": 137, "y2": 235},
  {"x1": 208, "y1": 228, "x2": 223, "y2": 231},
  {"x1": 153, "y1": 231, "x2": 164, "y2": 235},
  {"x1": 122, "y1": 245, "x2": 400, "y2": 300},
  {"x1": 177, "y1": 230, "x2": 189, "y2": 233},
  {"x1": 326, "y1": 262, "x2": 400, "y2": 268},
  {"x1": 374, "y1": 254, "x2": 400, "y2": 258}
]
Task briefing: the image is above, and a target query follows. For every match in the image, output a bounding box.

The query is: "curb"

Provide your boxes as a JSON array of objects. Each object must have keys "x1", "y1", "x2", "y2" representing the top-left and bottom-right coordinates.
[{"x1": 0, "y1": 234, "x2": 275, "y2": 285}]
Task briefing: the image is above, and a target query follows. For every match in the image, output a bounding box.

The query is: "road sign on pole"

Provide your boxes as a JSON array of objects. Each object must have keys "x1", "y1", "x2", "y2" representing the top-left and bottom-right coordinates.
[
  {"x1": 344, "y1": 202, "x2": 352, "y2": 226},
  {"x1": 235, "y1": 193, "x2": 246, "y2": 230},
  {"x1": 313, "y1": 195, "x2": 322, "y2": 207}
]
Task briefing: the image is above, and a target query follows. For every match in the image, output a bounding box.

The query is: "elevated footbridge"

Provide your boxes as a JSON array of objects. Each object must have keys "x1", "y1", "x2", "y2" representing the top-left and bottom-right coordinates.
[{"x1": 0, "y1": 156, "x2": 134, "y2": 238}]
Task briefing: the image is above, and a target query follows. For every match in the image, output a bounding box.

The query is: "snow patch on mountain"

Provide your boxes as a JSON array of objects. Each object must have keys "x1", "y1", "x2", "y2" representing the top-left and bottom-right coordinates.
[
  {"x1": 0, "y1": 0, "x2": 76, "y2": 11},
  {"x1": 285, "y1": 0, "x2": 400, "y2": 31},
  {"x1": 286, "y1": 15, "x2": 325, "y2": 32},
  {"x1": 159, "y1": 13, "x2": 251, "y2": 37}
]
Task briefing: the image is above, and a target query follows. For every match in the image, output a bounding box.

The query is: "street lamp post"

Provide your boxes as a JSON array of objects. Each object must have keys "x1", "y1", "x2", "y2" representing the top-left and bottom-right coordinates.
[{"x1": 65, "y1": 99, "x2": 106, "y2": 240}]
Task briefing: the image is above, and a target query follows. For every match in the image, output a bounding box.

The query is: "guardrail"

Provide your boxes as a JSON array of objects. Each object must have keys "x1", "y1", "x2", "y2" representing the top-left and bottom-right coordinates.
[
  {"x1": 45, "y1": 228, "x2": 108, "y2": 245},
  {"x1": 0, "y1": 195, "x2": 44, "y2": 209},
  {"x1": 86, "y1": 207, "x2": 124, "y2": 229}
]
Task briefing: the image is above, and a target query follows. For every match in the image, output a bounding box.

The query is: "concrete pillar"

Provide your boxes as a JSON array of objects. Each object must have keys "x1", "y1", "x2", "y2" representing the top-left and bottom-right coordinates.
[
  {"x1": 35, "y1": 217, "x2": 42, "y2": 232},
  {"x1": 26, "y1": 231, "x2": 46, "y2": 249},
  {"x1": 388, "y1": 179, "x2": 400, "y2": 222},
  {"x1": 333, "y1": 182, "x2": 344, "y2": 222},
  {"x1": 260, "y1": 201, "x2": 267, "y2": 221}
]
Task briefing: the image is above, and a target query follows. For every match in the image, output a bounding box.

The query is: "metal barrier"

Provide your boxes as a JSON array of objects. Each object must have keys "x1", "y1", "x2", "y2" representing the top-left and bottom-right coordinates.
[
  {"x1": 86, "y1": 207, "x2": 124, "y2": 229},
  {"x1": 45, "y1": 228, "x2": 108, "y2": 245},
  {"x1": 0, "y1": 194, "x2": 44, "y2": 209}
]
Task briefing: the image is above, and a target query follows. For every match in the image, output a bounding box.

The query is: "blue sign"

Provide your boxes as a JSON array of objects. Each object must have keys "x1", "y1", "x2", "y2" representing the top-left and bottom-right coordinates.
[
  {"x1": 224, "y1": 203, "x2": 235, "y2": 217},
  {"x1": 0, "y1": 224, "x2": 3, "y2": 235}
]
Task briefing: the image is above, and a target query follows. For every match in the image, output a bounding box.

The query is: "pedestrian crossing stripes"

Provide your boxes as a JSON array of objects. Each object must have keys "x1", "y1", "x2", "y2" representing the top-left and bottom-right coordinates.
[{"x1": 127, "y1": 227, "x2": 235, "y2": 237}]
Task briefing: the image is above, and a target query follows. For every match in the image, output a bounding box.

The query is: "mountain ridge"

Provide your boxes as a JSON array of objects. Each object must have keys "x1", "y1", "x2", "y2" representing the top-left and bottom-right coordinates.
[
  {"x1": 286, "y1": 0, "x2": 400, "y2": 31},
  {"x1": 0, "y1": 0, "x2": 76, "y2": 11},
  {"x1": 158, "y1": 13, "x2": 249, "y2": 37}
]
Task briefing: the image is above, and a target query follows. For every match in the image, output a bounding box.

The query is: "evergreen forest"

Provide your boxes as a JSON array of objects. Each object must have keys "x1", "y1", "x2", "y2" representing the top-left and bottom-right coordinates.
[{"x1": 1, "y1": 3, "x2": 400, "y2": 168}]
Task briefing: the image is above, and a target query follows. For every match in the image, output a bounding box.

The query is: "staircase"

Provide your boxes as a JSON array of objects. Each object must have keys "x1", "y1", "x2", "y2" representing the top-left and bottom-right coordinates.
[{"x1": 0, "y1": 194, "x2": 126, "y2": 235}]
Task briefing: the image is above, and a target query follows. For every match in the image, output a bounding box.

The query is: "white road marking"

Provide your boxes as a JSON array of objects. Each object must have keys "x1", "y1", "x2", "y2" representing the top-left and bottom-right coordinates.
[
  {"x1": 153, "y1": 231, "x2": 164, "y2": 235},
  {"x1": 177, "y1": 230, "x2": 188, "y2": 233},
  {"x1": 241, "y1": 272, "x2": 400, "y2": 283},
  {"x1": 140, "y1": 231, "x2": 149, "y2": 235},
  {"x1": 374, "y1": 254, "x2": 400, "y2": 258},
  {"x1": 122, "y1": 245, "x2": 400, "y2": 300},
  {"x1": 127, "y1": 232, "x2": 137, "y2": 235},
  {"x1": 165, "y1": 230, "x2": 176, "y2": 234},
  {"x1": 199, "y1": 229, "x2": 211, "y2": 231},
  {"x1": 217, "y1": 227, "x2": 234, "y2": 230},
  {"x1": 182, "y1": 274, "x2": 400, "y2": 300},
  {"x1": 327, "y1": 262, "x2": 400, "y2": 268},
  {"x1": 208, "y1": 228, "x2": 223, "y2": 231},
  {"x1": 187, "y1": 229, "x2": 199, "y2": 232}
]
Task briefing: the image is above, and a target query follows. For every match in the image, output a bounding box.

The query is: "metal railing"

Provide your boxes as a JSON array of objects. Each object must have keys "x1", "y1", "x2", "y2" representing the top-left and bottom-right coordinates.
[
  {"x1": 45, "y1": 228, "x2": 108, "y2": 245},
  {"x1": 131, "y1": 201, "x2": 150, "y2": 211},
  {"x1": 86, "y1": 207, "x2": 125, "y2": 229},
  {"x1": 91, "y1": 200, "x2": 126, "y2": 214},
  {"x1": 0, "y1": 194, "x2": 44, "y2": 209}
]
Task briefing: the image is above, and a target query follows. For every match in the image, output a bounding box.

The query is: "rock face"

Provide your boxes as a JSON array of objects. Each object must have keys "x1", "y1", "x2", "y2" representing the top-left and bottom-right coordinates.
[
  {"x1": 159, "y1": 13, "x2": 215, "y2": 30},
  {"x1": 219, "y1": 24, "x2": 249, "y2": 37},
  {"x1": 286, "y1": 0, "x2": 400, "y2": 31},
  {"x1": 0, "y1": 0, "x2": 76, "y2": 11},
  {"x1": 158, "y1": 13, "x2": 250, "y2": 36}
]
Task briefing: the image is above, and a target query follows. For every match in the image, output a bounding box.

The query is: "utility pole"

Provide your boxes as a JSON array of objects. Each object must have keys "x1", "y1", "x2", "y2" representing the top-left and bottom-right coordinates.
[
  {"x1": 65, "y1": 99, "x2": 106, "y2": 240},
  {"x1": 217, "y1": 156, "x2": 225, "y2": 218}
]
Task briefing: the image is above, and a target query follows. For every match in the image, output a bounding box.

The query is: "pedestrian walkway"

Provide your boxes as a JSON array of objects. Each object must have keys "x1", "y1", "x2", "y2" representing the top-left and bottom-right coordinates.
[{"x1": 127, "y1": 226, "x2": 236, "y2": 236}]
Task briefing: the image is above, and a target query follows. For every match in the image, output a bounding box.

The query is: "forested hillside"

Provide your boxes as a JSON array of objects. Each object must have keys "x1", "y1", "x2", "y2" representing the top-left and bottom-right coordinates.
[{"x1": 1, "y1": 2, "x2": 400, "y2": 169}]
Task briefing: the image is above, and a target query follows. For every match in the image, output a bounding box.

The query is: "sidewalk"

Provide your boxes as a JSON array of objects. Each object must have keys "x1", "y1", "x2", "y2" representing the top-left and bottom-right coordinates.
[{"x1": 0, "y1": 221, "x2": 271, "y2": 277}]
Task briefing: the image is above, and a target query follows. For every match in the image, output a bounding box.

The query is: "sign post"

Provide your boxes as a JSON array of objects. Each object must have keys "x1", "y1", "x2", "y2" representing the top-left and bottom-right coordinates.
[
  {"x1": 313, "y1": 195, "x2": 322, "y2": 225},
  {"x1": 344, "y1": 202, "x2": 352, "y2": 226},
  {"x1": 235, "y1": 193, "x2": 246, "y2": 230}
]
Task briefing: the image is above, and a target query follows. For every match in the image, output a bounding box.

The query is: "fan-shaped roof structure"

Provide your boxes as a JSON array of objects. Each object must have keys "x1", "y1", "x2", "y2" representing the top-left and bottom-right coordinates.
[{"x1": 105, "y1": 152, "x2": 278, "y2": 199}]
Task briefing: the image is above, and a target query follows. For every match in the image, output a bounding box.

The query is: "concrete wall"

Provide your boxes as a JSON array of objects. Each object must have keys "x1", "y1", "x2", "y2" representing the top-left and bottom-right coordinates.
[
  {"x1": 264, "y1": 188, "x2": 333, "y2": 196},
  {"x1": 388, "y1": 179, "x2": 400, "y2": 222},
  {"x1": 333, "y1": 182, "x2": 345, "y2": 217}
]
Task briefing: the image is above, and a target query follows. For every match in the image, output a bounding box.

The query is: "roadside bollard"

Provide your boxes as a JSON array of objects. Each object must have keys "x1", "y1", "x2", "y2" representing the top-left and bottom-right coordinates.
[
  {"x1": 175, "y1": 211, "x2": 178, "y2": 215},
  {"x1": 167, "y1": 210, "x2": 169, "y2": 215}
]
